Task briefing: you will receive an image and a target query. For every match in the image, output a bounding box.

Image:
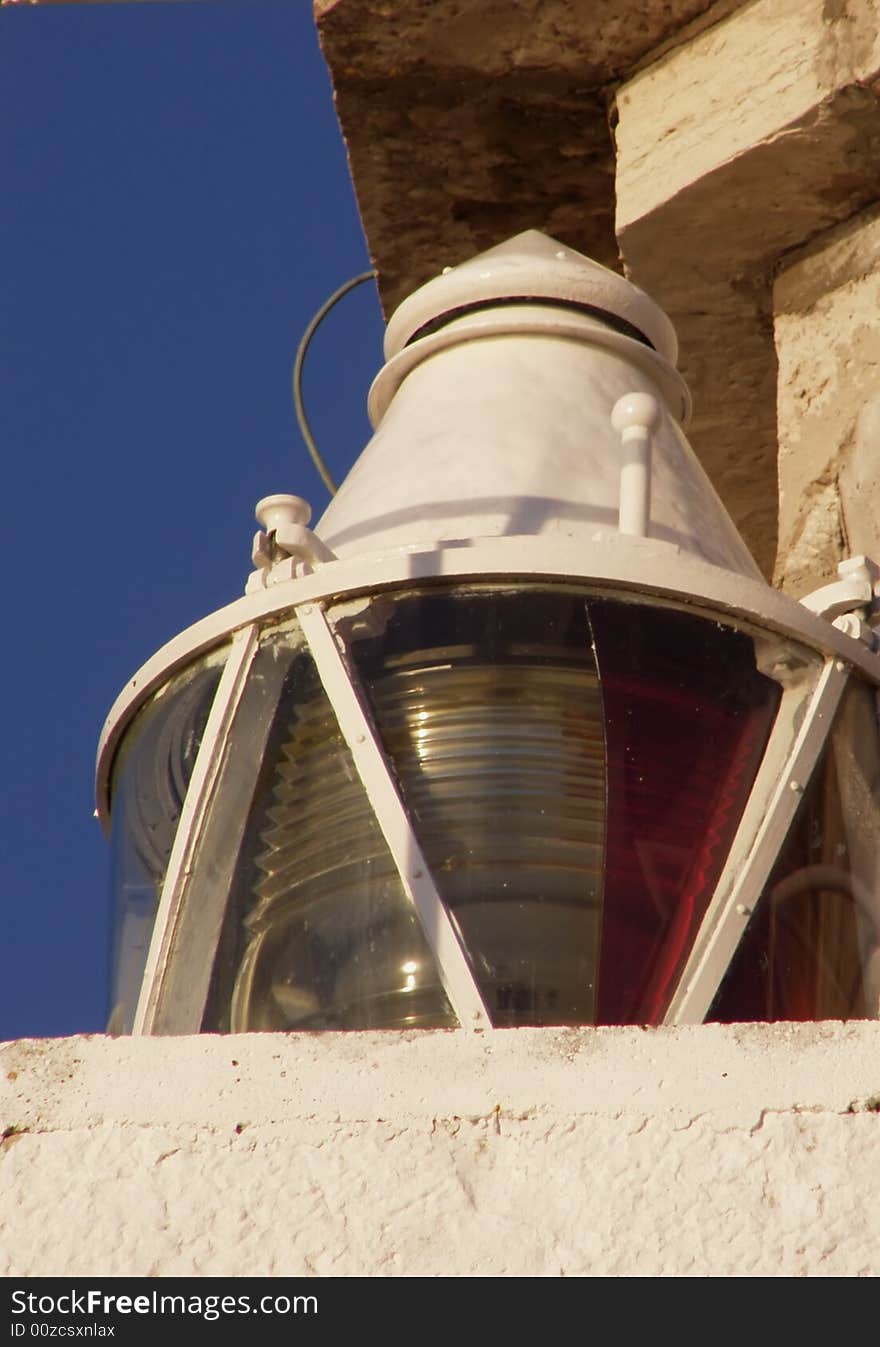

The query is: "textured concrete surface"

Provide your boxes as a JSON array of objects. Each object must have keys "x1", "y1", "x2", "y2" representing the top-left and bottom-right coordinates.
[
  {"x1": 774, "y1": 205, "x2": 880, "y2": 595},
  {"x1": 3, "y1": 1024, "x2": 880, "y2": 1276}
]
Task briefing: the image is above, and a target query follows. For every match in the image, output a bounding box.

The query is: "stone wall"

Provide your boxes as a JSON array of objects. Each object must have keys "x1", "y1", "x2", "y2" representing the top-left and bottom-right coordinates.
[{"x1": 774, "y1": 207, "x2": 880, "y2": 594}]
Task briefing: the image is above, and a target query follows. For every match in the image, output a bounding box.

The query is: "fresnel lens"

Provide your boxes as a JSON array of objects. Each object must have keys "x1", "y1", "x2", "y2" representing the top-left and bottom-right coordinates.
[{"x1": 97, "y1": 231, "x2": 880, "y2": 1036}]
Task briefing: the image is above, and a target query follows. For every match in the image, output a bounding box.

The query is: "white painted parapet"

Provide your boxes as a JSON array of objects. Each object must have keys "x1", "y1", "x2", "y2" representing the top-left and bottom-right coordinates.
[{"x1": 2, "y1": 1025, "x2": 880, "y2": 1276}]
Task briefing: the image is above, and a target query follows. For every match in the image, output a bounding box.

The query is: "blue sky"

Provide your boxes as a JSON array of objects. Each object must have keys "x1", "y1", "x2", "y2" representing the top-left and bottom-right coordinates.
[{"x1": 1, "y1": 0, "x2": 384, "y2": 1038}]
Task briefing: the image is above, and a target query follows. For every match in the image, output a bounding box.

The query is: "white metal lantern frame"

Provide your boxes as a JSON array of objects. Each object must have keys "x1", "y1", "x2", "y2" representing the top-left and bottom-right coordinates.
[{"x1": 96, "y1": 530, "x2": 880, "y2": 1036}]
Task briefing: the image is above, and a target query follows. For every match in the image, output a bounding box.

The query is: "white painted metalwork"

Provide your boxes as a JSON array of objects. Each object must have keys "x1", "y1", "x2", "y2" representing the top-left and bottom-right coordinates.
[
  {"x1": 247, "y1": 493, "x2": 336, "y2": 595},
  {"x1": 96, "y1": 538, "x2": 880, "y2": 825},
  {"x1": 664, "y1": 656, "x2": 851, "y2": 1025},
  {"x1": 319, "y1": 232, "x2": 777, "y2": 572},
  {"x1": 132, "y1": 625, "x2": 259, "y2": 1036},
  {"x1": 801, "y1": 554, "x2": 880, "y2": 622},
  {"x1": 120, "y1": 551, "x2": 876, "y2": 1036},
  {"x1": 383, "y1": 230, "x2": 680, "y2": 366},
  {"x1": 611, "y1": 392, "x2": 661, "y2": 537},
  {"x1": 100, "y1": 229, "x2": 880, "y2": 1035},
  {"x1": 295, "y1": 600, "x2": 492, "y2": 1031},
  {"x1": 367, "y1": 306, "x2": 691, "y2": 431}
]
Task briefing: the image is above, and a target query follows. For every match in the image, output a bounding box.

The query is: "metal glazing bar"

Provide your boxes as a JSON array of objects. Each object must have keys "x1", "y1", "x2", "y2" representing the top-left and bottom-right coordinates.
[
  {"x1": 133, "y1": 625, "x2": 260, "y2": 1036},
  {"x1": 665, "y1": 657, "x2": 850, "y2": 1024},
  {"x1": 295, "y1": 600, "x2": 492, "y2": 1032}
]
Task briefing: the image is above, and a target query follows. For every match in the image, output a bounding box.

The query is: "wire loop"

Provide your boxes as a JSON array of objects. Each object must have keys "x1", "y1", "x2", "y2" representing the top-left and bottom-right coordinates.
[{"x1": 292, "y1": 270, "x2": 378, "y2": 496}]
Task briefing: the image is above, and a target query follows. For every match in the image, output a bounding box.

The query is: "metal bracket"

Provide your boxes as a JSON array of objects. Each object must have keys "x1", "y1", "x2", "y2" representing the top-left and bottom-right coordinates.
[
  {"x1": 801, "y1": 555, "x2": 880, "y2": 637},
  {"x1": 665, "y1": 656, "x2": 850, "y2": 1024},
  {"x1": 133, "y1": 625, "x2": 261, "y2": 1036},
  {"x1": 247, "y1": 494, "x2": 336, "y2": 593}
]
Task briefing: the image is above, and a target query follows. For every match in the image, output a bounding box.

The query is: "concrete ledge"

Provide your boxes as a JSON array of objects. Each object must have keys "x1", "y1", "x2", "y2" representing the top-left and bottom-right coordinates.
[{"x1": 3, "y1": 1025, "x2": 880, "y2": 1275}]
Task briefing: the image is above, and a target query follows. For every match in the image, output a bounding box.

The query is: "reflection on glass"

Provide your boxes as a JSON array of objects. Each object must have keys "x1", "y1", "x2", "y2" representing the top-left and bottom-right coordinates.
[
  {"x1": 197, "y1": 586, "x2": 816, "y2": 1033},
  {"x1": 345, "y1": 591, "x2": 606, "y2": 1026},
  {"x1": 207, "y1": 634, "x2": 455, "y2": 1031},
  {"x1": 710, "y1": 680, "x2": 880, "y2": 1022},
  {"x1": 342, "y1": 587, "x2": 782, "y2": 1026},
  {"x1": 108, "y1": 656, "x2": 224, "y2": 1032},
  {"x1": 589, "y1": 600, "x2": 783, "y2": 1022}
]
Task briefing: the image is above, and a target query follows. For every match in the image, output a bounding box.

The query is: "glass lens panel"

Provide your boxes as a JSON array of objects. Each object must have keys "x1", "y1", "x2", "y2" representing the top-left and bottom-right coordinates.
[
  {"x1": 339, "y1": 585, "x2": 783, "y2": 1027},
  {"x1": 341, "y1": 588, "x2": 606, "y2": 1027},
  {"x1": 108, "y1": 653, "x2": 225, "y2": 1032},
  {"x1": 204, "y1": 627, "x2": 455, "y2": 1032},
  {"x1": 589, "y1": 600, "x2": 782, "y2": 1022},
  {"x1": 709, "y1": 679, "x2": 880, "y2": 1022}
]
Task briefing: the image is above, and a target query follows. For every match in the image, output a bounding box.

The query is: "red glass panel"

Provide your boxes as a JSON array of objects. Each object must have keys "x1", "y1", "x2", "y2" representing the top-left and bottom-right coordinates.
[{"x1": 590, "y1": 601, "x2": 781, "y2": 1023}]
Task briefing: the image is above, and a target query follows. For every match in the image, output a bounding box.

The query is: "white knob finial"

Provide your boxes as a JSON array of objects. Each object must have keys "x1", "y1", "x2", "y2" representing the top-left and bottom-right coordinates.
[
  {"x1": 610, "y1": 392, "x2": 661, "y2": 438},
  {"x1": 255, "y1": 494, "x2": 312, "y2": 534}
]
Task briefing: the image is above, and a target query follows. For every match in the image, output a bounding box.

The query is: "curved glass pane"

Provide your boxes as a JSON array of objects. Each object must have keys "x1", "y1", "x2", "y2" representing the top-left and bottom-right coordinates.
[
  {"x1": 589, "y1": 599, "x2": 783, "y2": 1022},
  {"x1": 107, "y1": 652, "x2": 225, "y2": 1032},
  {"x1": 710, "y1": 679, "x2": 880, "y2": 1022},
  {"x1": 339, "y1": 588, "x2": 605, "y2": 1025},
  {"x1": 338, "y1": 585, "x2": 782, "y2": 1027},
  {"x1": 203, "y1": 627, "x2": 455, "y2": 1032}
]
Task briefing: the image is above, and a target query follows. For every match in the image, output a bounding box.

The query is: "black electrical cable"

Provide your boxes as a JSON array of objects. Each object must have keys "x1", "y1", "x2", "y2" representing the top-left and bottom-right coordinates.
[{"x1": 292, "y1": 270, "x2": 378, "y2": 497}]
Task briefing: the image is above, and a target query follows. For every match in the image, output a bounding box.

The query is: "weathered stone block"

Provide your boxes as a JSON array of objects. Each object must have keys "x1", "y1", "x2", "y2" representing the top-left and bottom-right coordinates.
[
  {"x1": 774, "y1": 205, "x2": 880, "y2": 595},
  {"x1": 314, "y1": 0, "x2": 731, "y2": 313},
  {"x1": 614, "y1": 0, "x2": 880, "y2": 579},
  {"x1": 615, "y1": 0, "x2": 880, "y2": 242}
]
